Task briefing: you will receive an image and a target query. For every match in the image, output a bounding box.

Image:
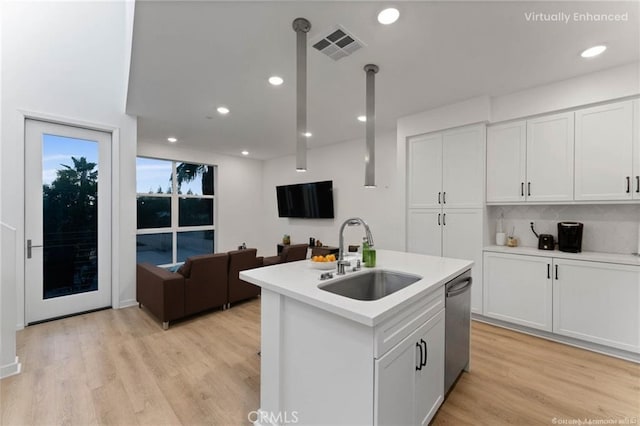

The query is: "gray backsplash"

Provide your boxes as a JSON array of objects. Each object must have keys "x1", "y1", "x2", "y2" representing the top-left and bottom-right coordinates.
[{"x1": 487, "y1": 205, "x2": 640, "y2": 255}]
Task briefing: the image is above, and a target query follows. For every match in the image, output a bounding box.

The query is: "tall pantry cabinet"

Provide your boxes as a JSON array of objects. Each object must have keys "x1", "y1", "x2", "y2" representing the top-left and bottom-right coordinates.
[{"x1": 406, "y1": 124, "x2": 485, "y2": 313}]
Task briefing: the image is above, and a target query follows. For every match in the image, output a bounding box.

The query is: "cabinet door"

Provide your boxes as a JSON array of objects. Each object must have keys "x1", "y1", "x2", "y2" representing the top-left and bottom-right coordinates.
[
  {"x1": 575, "y1": 101, "x2": 634, "y2": 201},
  {"x1": 414, "y1": 310, "x2": 445, "y2": 426},
  {"x1": 486, "y1": 121, "x2": 527, "y2": 203},
  {"x1": 374, "y1": 310, "x2": 445, "y2": 426},
  {"x1": 442, "y1": 209, "x2": 483, "y2": 314},
  {"x1": 526, "y1": 112, "x2": 574, "y2": 202},
  {"x1": 407, "y1": 209, "x2": 442, "y2": 256},
  {"x1": 633, "y1": 99, "x2": 640, "y2": 199},
  {"x1": 483, "y1": 253, "x2": 553, "y2": 331},
  {"x1": 407, "y1": 133, "x2": 442, "y2": 209},
  {"x1": 553, "y1": 259, "x2": 640, "y2": 353},
  {"x1": 442, "y1": 125, "x2": 485, "y2": 208}
]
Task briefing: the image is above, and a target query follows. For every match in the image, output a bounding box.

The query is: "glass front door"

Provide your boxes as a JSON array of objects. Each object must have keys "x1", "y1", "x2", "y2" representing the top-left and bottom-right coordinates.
[{"x1": 24, "y1": 119, "x2": 111, "y2": 324}]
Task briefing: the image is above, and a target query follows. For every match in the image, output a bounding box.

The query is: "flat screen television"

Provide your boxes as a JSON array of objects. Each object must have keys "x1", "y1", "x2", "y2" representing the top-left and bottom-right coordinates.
[{"x1": 276, "y1": 180, "x2": 335, "y2": 219}]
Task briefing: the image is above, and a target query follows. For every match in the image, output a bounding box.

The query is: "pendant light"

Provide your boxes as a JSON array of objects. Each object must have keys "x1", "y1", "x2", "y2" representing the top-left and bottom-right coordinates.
[
  {"x1": 293, "y1": 18, "x2": 311, "y2": 172},
  {"x1": 364, "y1": 64, "x2": 379, "y2": 187}
]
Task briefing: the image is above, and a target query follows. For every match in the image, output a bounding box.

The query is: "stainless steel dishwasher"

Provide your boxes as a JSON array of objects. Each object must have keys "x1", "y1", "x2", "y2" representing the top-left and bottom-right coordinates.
[{"x1": 444, "y1": 269, "x2": 472, "y2": 395}]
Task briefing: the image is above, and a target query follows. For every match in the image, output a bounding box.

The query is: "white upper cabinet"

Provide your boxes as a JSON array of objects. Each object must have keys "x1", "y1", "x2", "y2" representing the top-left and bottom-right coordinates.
[
  {"x1": 442, "y1": 125, "x2": 485, "y2": 208},
  {"x1": 526, "y1": 111, "x2": 575, "y2": 202},
  {"x1": 575, "y1": 100, "x2": 634, "y2": 201},
  {"x1": 486, "y1": 121, "x2": 526, "y2": 203},
  {"x1": 407, "y1": 133, "x2": 442, "y2": 209},
  {"x1": 408, "y1": 125, "x2": 484, "y2": 209}
]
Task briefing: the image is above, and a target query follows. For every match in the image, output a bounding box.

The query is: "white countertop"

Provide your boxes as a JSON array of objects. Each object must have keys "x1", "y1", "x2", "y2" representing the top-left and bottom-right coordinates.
[
  {"x1": 484, "y1": 245, "x2": 640, "y2": 266},
  {"x1": 240, "y1": 249, "x2": 473, "y2": 327}
]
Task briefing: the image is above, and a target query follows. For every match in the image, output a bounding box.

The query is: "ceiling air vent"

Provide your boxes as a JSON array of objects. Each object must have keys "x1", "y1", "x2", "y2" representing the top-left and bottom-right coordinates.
[{"x1": 311, "y1": 25, "x2": 364, "y2": 61}]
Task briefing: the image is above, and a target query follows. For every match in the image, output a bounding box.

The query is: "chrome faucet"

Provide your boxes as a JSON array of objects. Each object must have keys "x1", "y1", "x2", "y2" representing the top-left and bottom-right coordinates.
[{"x1": 337, "y1": 217, "x2": 374, "y2": 275}]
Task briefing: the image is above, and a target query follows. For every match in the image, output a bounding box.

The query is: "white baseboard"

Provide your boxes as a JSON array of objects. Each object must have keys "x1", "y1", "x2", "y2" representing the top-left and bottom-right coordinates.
[
  {"x1": 118, "y1": 299, "x2": 138, "y2": 309},
  {"x1": 0, "y1": 356, "x2": 21, "y2": 379}
]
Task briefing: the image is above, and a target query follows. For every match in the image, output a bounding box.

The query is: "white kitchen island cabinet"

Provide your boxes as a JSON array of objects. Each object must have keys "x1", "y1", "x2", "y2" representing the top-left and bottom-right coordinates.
[{"x1": 241, "y1": 250, "x2": 472, "y2": 426}]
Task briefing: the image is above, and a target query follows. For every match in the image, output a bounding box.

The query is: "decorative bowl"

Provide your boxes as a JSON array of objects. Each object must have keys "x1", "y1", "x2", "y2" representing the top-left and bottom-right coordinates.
[{"x1": 310, "y1": 260, "x2": 338, "y2": 270}]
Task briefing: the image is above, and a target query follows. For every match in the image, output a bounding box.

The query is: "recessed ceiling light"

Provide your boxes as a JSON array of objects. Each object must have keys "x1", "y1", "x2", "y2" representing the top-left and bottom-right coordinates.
[
  {"x1": 357, "y1": 115, "x2": 367, "y2": 122},
  {"x1": 581, "y1": 45, "x2": 607, "y2": 58},
  {"x1": 167, "y1": 137, "x2": 177, "y2": 143},
  {"x1": 268, "y1": 76, "x2": 284, "y2": 86},
  {"x1": 303, "y1": 132, "x2": 312, "y2": 138},
  {"x1": 217, "y1": 106, "x2": 230, "y2": 115},
  {"x1": 241, "y1": 150, "x2": 249, "y2": 156},
  {"x1": 378, "y1": 8, "x2": 400, "y2": 25}
]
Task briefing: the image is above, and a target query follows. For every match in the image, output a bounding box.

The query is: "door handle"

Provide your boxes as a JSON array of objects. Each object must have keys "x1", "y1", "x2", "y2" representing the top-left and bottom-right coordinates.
[
  {"x1": 442, "y1": 213, "x2": 446, "y2": 226},
  {"x1": 26, "y1": 239, "x2": 43, "y2": 259},
  {"x1": 437, "y1": 213, "x2": 441, "y2": 226},
  {"x1": 527, "y1": 182, "x2": 531, "y2": 197},
  {"x1": 421, "y1": 339, "x2": 428, "y2": 367},
  {"x1": 555, "y1": 264, "x2": 559, "y2": 280},
  {"x1": 415, "y1": 341, "x2": 423, "y2": 371},
  {"x1": 438, "y1": 192, "x2": 441, "y2": 204},
  {"x1": 626, "y1": 177, "x2": 631, "y2": 194}
]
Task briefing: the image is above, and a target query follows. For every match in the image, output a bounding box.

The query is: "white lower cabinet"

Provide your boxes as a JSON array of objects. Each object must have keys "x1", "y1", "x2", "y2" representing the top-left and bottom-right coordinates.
[
  {"x1": 553, "y1": 259, "x2": 640, "y2": 353},
  {"x1": 483, "y1": 252, "x2": 552, "y2": 331},
  {"x1": 408, "y1": 208, "x2": 484, "y2": 314},
  {"x1": 484, "y1": 251, "x2": 640, "y2": 355},
  {"x1": 375, "y1": 309, "x2": 445, "y2": 426}
]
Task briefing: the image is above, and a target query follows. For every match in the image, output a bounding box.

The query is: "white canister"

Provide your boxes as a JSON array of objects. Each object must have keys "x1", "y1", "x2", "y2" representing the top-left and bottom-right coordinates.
[{"x1": 496, "y1": 232, "x2": 507, "y2": 246}]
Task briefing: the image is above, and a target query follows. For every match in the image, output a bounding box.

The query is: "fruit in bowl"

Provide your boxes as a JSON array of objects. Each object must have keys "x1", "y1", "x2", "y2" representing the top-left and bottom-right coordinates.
[{"x1": 310, "y1": 254, "x2": 337, "y2": 269}]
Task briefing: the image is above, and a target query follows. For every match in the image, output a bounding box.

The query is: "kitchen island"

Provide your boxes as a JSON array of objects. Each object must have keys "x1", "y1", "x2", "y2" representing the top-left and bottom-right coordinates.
[{"x1": 241, "y1": 249, "x2": 472, "y2": 426}]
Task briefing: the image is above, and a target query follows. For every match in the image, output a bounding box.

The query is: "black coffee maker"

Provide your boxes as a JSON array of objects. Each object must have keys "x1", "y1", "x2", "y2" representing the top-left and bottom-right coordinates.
[{"x1": 558, "y1": 222, "x2": 584, "y2": 253}]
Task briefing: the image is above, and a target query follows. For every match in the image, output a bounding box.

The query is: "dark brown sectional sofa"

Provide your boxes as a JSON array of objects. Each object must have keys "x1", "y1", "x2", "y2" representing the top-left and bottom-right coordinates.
[{"x1": 137, "y1": 248, "x2": 263, "y2": 329}]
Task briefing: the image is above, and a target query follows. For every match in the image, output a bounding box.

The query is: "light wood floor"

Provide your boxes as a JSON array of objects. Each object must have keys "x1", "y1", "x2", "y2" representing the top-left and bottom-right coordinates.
[{"x1": 1, "y1": 299, "x2": 638, "y2": 426}]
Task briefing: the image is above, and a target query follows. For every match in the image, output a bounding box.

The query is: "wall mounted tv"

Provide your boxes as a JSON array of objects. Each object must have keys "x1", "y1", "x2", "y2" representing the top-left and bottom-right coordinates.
[{"x1": 276, "y1": 180, "x2": 335, "y2": 219}]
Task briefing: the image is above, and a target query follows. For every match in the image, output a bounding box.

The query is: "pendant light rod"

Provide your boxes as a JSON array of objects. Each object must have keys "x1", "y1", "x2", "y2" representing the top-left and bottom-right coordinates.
[
  {"x1": 364, "y1": 64, "x2": 379, "y2": 187},
  {"x1": 293, "y1": 18, "x2": 311, "y2": 172}
]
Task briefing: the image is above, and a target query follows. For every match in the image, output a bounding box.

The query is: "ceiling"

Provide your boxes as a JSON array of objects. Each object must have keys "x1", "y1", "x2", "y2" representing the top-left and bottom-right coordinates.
[{"x1": 127, "y1": 1, "x2": 640, "y2": 160}]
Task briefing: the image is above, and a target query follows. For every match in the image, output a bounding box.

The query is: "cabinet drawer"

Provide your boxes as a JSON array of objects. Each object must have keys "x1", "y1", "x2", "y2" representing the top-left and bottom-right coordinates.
[{"x1": 374, "y1": 287, "x2": 445, "y2": 358}]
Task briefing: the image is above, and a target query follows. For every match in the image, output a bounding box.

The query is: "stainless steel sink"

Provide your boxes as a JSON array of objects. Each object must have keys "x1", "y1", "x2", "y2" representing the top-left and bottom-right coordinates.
[{"x1": 318, "y1": 270, "x2": 422, "y2": 301}]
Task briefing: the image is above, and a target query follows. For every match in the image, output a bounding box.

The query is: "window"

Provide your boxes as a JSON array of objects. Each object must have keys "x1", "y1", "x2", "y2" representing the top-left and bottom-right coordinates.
[{"x1": 136, "y1": 157, "x2": 216, "y2": 266}]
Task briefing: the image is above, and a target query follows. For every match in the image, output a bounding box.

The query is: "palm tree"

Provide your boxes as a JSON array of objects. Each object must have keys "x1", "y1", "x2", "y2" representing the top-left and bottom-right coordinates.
[{"x1": 175, "y1": 163, "x2": 214, "y2": 195}]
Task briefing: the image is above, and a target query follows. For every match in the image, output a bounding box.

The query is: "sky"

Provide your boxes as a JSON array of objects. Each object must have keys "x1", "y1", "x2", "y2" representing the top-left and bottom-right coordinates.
[
  {"x1": 42, "y1": 134, "x2": 98, "y2": 185},
  {"x1": 41, "y1": 135, "x2": 210, "y2": 195}
]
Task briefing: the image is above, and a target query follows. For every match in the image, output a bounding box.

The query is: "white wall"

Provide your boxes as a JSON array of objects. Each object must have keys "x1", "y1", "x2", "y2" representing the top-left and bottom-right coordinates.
[
  {"x1": 1, "y1": 1, "x2": 137, "y2": 331},
  {"x1": 137, "y1": 141, "x2": 266, "y2": 255},
  {"x1": 260, "y1": 132, "x2": 402, "y2": 256},
  {"x1": 491, "y1": 63, "x2": 640, "y2": 123}
]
